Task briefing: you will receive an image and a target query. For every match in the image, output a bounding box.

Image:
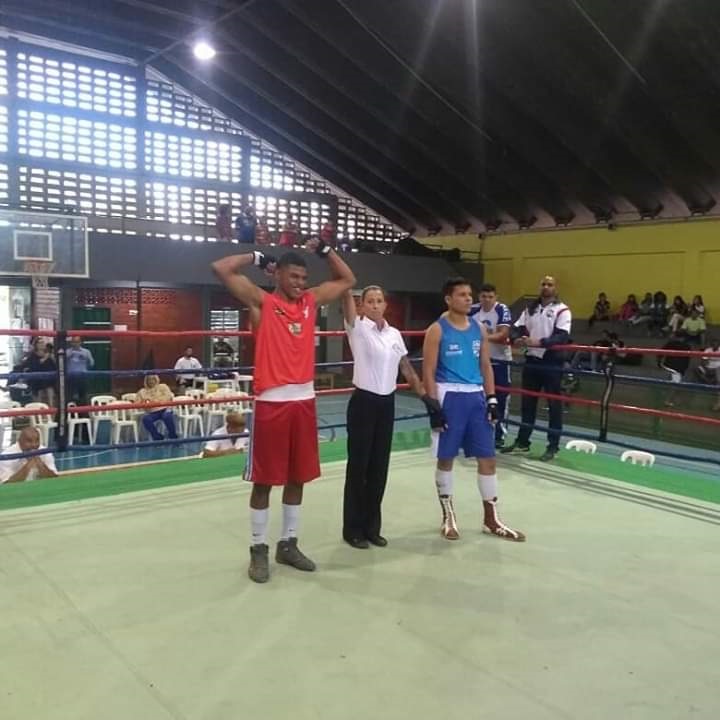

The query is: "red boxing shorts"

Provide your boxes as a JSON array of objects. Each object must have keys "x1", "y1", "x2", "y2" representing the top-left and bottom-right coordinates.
[{"x1": 247, "y1": 398, "x2": 320, "y2": 486}]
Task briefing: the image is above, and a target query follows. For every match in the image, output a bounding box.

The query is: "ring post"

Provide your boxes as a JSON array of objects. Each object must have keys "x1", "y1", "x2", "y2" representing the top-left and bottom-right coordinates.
[{"x1": 55, "y1": 330, "x2": 68, "y2": 452}]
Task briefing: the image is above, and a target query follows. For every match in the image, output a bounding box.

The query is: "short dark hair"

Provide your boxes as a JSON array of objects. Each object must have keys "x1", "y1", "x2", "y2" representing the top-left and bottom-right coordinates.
[
  {"x1": 442, "y1": 276, "x2": 472, "y2": 297},
  {"x1": 479, "y1": 283, "x2": 496, "y2": 294},
  {"x1": 277, "y1": 252, "x2": 307, "y2": 269}
]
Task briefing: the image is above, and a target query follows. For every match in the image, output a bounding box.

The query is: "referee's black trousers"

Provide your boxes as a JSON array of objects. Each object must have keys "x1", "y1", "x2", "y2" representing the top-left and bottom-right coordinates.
[
  {"x1": 517, "y1": 356, "x2": 563, "y2": 451},
  {"x1": 344, "y1": 388, "x2": 395, "y2": 540}
]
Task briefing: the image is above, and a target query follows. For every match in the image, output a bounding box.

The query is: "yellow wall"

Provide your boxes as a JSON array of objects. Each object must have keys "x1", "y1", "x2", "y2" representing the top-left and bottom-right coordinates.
[{"x1": 426, "y1": 220, "x2": 720, "y2": 319}]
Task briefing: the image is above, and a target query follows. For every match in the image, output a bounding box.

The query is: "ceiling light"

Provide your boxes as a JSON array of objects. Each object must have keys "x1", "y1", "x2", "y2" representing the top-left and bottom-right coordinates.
[{"x1": 193, "y1": 41, "x2": 216, "y2": 61}]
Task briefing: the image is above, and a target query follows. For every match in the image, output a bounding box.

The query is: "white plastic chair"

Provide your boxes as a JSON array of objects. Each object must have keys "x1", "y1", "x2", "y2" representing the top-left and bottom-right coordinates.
[
  {"x1": 174, "y1": 395, "x2": 205, "y2": 438},
  {"x1": 90, "y1": 395, "x2": 118, "y2": 440},
  {"x1": 620, "y1": 450, "x2": 655, "y2": 467},
  {"x1": 108, "y1": 403, "x2": 139, "y2": 445},
  {"x1": 0, "y1": 400, "x2": 21, "y2": 449},
  {"x1": 68, "y1": 402, "x2": 94, "y2": 445},
  {"x1": 565, "y1": 440, "x2": 597, "y2": 454},
  {"x1": 120, "y1": 392, "x2": 144, "y2": 433},
  {"x1": 205, "y1": 390, "x2": 250, "y2": 433},
  {"x1": 24, "y1": 402, "x2": 58, "y2": 445}
]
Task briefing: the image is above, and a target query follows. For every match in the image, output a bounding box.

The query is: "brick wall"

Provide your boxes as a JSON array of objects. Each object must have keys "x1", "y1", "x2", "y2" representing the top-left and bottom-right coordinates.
[{"x1": 73, "y1": 287, "x2": 203, "y2": 394}]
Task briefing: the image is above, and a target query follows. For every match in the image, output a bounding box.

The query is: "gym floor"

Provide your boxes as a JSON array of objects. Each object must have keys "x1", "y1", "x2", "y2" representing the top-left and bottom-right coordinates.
[{"x1": 1, "y1": 448, "x2": 718, "y2": 720}]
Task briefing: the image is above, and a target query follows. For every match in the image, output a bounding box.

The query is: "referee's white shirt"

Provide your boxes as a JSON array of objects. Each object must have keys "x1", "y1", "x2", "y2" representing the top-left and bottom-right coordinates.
[
  {"x1": 514, "y1": 301, "x2": 572, "y2": 359},
  {"x1": 345, "y1": 316, "x2": 408, "y2": 395}
]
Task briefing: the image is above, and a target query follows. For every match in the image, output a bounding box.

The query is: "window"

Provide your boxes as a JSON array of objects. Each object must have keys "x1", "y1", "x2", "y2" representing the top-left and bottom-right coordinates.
[
  {"x1": 0, "y1": 105, "x2": 7, "y2": 153},
  {"x1": 249, "y1": 141, "x2": 328, "y2": 194},
  {"x1": 145, "y1": 131, "x2": 242, "y2": 182},
  {"x1": 0, "y1": 163, "x2": 8, "y2": 205},
  {"x1": 248, "y1": 194, "x2": 331, "y2": 239},
  {"x1": 146, "y1": 80, "x2": 243, "y2": 134},
  {"x1": 337, "y1": 198, "x2": 403, "y2": 247},
  {"x1": 19, "y1": 166, "x2": 138, "y2": 217},
  {"x1": 17, "y1": 110, "x2": 136, "y2": 169},
  {"x1": 0, "y1": 48, "x2": 7, "y2": 96},
  {"x1": 16, "y1": 53, "x2": 136, "y2": 116},
  {"x1": 145, "y1": 181, "x2": 242, "y2": 226}
]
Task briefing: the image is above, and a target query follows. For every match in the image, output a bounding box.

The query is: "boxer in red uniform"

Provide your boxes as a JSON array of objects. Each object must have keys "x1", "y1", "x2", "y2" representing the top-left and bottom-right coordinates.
[{"x1": 212, "y1": 240, "x2": 355, "y2": 583}]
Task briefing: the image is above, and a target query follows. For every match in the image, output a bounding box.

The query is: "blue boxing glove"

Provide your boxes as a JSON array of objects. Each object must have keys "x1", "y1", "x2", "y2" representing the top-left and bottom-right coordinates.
[
  {"x1": 422, "y1": 395, "x2": 447, "y2": 431},
  {"x1": 486, "y1": 394, "x2": 498, "y2": 423}
]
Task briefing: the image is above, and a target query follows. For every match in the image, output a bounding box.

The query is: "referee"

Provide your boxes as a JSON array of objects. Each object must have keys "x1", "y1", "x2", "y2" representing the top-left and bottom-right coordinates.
[
  {"x1": 502, "y1": 275, "x2": 572, "y2": 461},
  {"x1": 342, "y1": 287, "x2": 428, "y2": 548}
]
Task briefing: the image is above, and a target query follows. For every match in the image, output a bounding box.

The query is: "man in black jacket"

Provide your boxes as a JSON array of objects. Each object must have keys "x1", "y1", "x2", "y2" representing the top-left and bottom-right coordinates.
[{"x1": 502, "y1": 276, "x2": 572, "y2": 461}]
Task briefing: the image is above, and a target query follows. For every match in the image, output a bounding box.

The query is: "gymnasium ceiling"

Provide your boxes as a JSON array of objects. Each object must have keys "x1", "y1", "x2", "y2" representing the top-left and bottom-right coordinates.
[{"x1": 3, "y1": 0, "x2": 720, "y2": 234}]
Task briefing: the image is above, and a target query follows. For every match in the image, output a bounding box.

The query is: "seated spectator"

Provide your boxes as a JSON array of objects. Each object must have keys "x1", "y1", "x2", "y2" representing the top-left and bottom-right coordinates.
[
  {"x1": 235, "y1": 206, "x2": 256, "y2": 243},
  {"x1": 174, "y1": 346, "x2": 202, "y2": 392},
  {"x1": 658, "y1": 332, "x2": 690, "y2": 407},
  {"x1": 697, "y1": 339, "x2": 720, "y2": 412},
  {"x1": 254, "y1": 216, "x2": 270, "y2": 245},
  {"x1": 278, "y1": 214, "x2": 299, "y2": 246},
  {"x1": 650, "y1": 291, "x2": 669, "y2": 333},
  {"x1": 215, "y1": 204, "x2": 233, "y2": 242},
  {"x1": 137, "y1": 375, "x2": 178, "y2": 441},
  {"x1": 23, "y1": 337, "x2": 56, "y2": 407},
  {"x1": 630, "y1": 292, "x2": 654, "y2": 325},
  {"x1": 202, "y1": 411, "x2": 248, "y2": 458},
  {"x1": 0, "y1": 426, "x2": 58, "y2": 484},
  {"x1": 691, "y1": 294, "x2": 705, "y2": 318},
  {"x1": 666, "y1": 295, "x2": 689, "y2": 333},
  {"x1": 617, "y1": 294, "x2": 639, "y2": 322},
  {"x1": 681, "y1": 307, "x2": 707, "y2": 347},
  {"x1": 588, "y1": 292, "x2": 611, "y2": 328}
]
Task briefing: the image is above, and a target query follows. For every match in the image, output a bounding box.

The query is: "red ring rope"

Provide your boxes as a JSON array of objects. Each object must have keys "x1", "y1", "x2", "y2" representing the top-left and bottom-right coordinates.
[
  {"x1": 1, "y1": 328, "x2": 716, "y2": 357},
  {"x1": 4, "y1": 383, "x2": 720, "y2": 428}
]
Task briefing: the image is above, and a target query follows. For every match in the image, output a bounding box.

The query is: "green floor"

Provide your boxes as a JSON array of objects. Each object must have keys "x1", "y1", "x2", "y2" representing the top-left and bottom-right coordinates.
[{"x1": 1, "y1": 448, "x2": 719, "y2": 720}]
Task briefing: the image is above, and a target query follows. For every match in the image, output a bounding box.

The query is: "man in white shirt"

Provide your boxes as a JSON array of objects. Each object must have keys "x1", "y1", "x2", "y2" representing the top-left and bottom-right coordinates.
[
  {"x1": 202, "y1": 412, "x2": 248, "y2": 458},
  {"x1": 469, "y1": 283, "x2": 513, "y2": 449},
  {"x1": 502, "y1": 275, "x2": 572, "y2": 462},
  {"x1": 0, "y1": 426, "x2": 58, "y2": 484},
  {"x1": 174, "y1": 346, "x2": 203, "y2": 391}
]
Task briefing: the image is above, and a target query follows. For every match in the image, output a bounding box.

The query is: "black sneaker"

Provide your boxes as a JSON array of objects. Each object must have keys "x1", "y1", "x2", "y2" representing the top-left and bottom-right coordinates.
[
  {"x1": 248, "y1": 543, "x2": 270, "y2": 583},
  {"x1": 276, "y1": 538, "x2": 316, "y2": 571},
  {"x1": 540, "y1": 448, "x2": 557, "y2": 462},
  {"x1": 500, "y1": 442, "x2": 531, "y2": 455}
]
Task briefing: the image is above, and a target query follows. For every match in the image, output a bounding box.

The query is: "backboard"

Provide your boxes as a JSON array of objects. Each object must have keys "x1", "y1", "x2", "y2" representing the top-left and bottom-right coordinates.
[{"x1": 0, "y1": 208, "x2": 89, "y2": 278}]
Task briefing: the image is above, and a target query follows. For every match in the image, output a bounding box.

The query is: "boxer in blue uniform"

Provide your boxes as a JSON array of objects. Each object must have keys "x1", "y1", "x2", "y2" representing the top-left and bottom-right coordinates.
[{"x1": 422, "y1": 277, "x2": 525, "y2": 542}]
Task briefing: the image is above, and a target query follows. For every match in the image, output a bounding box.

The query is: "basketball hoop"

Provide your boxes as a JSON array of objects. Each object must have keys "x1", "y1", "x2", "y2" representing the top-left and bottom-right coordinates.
[{"x1": 23, "y1": 261, "x2": 54, "y2": 289}]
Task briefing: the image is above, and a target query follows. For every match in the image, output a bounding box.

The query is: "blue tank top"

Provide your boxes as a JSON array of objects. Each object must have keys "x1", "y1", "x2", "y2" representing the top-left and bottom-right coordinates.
[{"x1": 435, "y1": 317, "x2": 484, "y2": 385}]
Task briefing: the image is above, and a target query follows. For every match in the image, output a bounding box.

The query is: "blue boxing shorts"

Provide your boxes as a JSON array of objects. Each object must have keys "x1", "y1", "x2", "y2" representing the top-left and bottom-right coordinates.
[{"x1": 431, "y1": 388, "x2": 495, "y2": 460}]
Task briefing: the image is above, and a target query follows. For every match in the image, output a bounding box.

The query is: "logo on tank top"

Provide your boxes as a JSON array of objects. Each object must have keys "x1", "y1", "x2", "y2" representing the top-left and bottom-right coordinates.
[
  {"x1": 472, "y1": 339, "x2": 481, "y2": 356},
  {"x1": 446, "y1": 343, "x2": 462, "y2": 356},
  {"x1": 288, "y1": 322, "x2": 302, "y2": 336}
]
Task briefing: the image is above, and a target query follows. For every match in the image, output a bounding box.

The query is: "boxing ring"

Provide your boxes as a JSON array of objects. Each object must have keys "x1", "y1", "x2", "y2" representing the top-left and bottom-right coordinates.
[{"x1": 1, "y1": 328, "x2": 719, "y2": 720}]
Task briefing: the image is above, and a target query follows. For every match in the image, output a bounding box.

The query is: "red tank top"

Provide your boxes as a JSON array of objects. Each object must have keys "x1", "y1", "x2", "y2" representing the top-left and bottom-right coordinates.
[{"x1": 254, "y1": 291, "x2": 316, "y2": 394}]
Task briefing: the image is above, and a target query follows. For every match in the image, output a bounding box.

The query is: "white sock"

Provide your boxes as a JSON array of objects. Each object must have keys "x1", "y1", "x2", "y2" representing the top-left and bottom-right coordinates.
[
  {"x1": 477, "y1": 474, "x2": 498, "y2": 502},
  {"x1": 281, "y1": 503, "x2": 300, "y2": 541},
  {"x1": 435, "y1": 469, "x2": 453, "y2": 497},
  {"x1": 250, "y1": 508, "x2": 269, "y2": 545}
]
